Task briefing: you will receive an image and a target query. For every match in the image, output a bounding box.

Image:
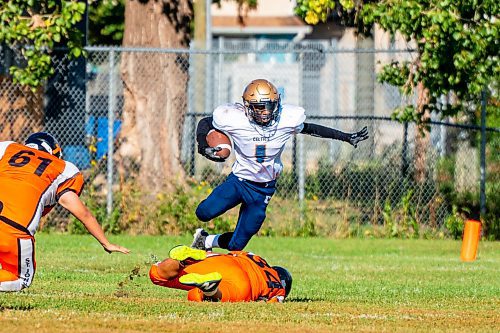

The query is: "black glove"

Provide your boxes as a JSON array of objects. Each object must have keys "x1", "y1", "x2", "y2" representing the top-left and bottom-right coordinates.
[
  {"x1": 348, "y1": 126, "x2": 369, "y2": 148},
  {"x1": 198, "y1": 145, "x2": 226, "y2": 162}
]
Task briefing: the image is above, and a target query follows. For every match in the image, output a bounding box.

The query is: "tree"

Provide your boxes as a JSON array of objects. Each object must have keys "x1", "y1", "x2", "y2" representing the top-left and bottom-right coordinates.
[
  {"x1": 295, "y1": 0, "x2": 375, "y2": 32},
  {"x1": 118, "y1": 0, "x2": 192, "y2": 193},
  {"x1": 0, "y1": 1, "x2": 86, "y2": 142},
  {"x1": 295, "y1": 0, "x2": 499, "y2": 124},
  {"x1": 119, "y1": 0, "x2": 258, "y2": 193},
  {"x1": 0, "y1": 0, "x2": 86, "y2": 88},
  {"x1": 296, "y1": 0, "x2": 498, "y2": 190},
  {"x1": 2, "y1": 0, "x2": 259, "y2": 193},
  {"x1": 88, "y1": 0, "x2": 125, "y2": 45}
]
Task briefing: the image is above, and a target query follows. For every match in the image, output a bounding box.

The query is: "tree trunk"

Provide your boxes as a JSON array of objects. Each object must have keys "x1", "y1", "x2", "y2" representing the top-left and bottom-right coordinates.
[
  {"x1": 414, "y1": 82, "x2": 430, "y2": 183},
  {"x1": 120, "y1": 0, "x2": 192, "y2": 193},
  {"x1": 0, "y1": 77, "x2": 43, "y2": 141}
]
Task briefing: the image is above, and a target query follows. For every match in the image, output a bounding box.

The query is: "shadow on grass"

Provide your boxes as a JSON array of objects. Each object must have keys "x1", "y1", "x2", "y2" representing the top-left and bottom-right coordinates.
[
  {"x1": 0, "y1": 303, "x2": 34, "y2": 311},
  {"x1": 288, "y1": 297, "x2": 322, "y2": 302}
]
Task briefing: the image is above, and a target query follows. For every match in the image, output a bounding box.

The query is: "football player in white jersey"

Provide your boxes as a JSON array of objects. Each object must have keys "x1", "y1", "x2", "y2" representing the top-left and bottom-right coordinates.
[{"x1": 192, "y1": 79, "x2": 368, "y2": 251}]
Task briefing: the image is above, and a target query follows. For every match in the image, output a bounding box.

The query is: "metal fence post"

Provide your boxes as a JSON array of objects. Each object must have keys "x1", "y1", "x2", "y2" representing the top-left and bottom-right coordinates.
[
  {"x1": 401, "y1": 122, "x2": 409, "y2": 178},
  {"x1": 298, "y1": 48, "x2": 305, "y2": 219},
  {"x1": 480, "y1": 90, "x2": 487, "y2": 218},
  {"x1": 298, "y1": 134, "x2": 305, "y2": 216},
  {"x1": 188, "y1": 45, "x2": 196, "y2": 176},
  {"x1": 330, "y1": 39, "x2": 339, "y2": 162},
  {"x1": 189, "y1": 113, "x2": 196, "y2": 177},
  {"x1": 106, "y1": 50, "x2": 116, "y2": 216},
  {"x1": 205, "y1": 0, "x2": 213, "y2": 116},
  {"x1": 217, "y1": 36, "x2": 224, "y2": 106}
]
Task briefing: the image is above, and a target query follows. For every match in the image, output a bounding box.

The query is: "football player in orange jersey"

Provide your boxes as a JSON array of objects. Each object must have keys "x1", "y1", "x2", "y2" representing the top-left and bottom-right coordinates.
[
  {"x1": 0, "y1": 132, "x2": 130, "y2": 292},
  {"x1": 149, "y1": 245, "x2": 292, "y2": 302}
]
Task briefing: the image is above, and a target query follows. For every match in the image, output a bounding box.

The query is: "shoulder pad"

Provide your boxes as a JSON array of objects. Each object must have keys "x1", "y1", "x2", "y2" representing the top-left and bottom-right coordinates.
[
  {"x1": 63, "y1": 160, "x2": 81, "y2": 178},
  {"x1": 0, "y1": 141, "x2": 15, "y2": 160},
  {"x1": 279, "y1": 104, "x2": 306, "y2": 128},
  {"x1": 213, "y1": 103, "x2": 247, "y2": 131}
]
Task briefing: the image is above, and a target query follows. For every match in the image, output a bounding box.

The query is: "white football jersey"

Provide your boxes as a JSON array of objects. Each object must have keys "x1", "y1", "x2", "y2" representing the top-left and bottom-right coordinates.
[{"x1": 213, "y1": 103, "x2": 306, "y2": 182}]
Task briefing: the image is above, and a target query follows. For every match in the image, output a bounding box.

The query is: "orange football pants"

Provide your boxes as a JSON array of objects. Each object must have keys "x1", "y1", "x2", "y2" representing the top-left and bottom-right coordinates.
[
  {"x1": 0, "y1": 227, "x2": 36, "y2": 291},
  {"x1": 150, "y1": 255, "x2": 253, "y2": 302}
]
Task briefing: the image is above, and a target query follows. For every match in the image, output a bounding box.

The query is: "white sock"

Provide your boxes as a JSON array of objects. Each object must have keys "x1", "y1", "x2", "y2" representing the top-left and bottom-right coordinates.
[
  {"x1": 204, "y1": 288, "x2": 219, "y2": 297},
  {"x1": 206, "y1": 234, "x2": 220, "y2": 249}
]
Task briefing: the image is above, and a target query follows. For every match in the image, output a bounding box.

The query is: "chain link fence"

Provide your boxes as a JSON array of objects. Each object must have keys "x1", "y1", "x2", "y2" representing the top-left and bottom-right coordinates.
[{"x1": 1, "y1": 40, "x2": 498, "y2": 235}]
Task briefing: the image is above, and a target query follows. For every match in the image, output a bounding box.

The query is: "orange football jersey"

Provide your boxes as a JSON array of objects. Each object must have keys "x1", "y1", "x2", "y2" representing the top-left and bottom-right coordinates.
[
  {"x1": 219, "y1": 251, "x2": 285, "y2": 302},
  {"x1": 150, "y1": 251, "x2": 286, "y2": 302},
  {"x1": 0, "y1": 141, "x2": 84, "y2": 236}
]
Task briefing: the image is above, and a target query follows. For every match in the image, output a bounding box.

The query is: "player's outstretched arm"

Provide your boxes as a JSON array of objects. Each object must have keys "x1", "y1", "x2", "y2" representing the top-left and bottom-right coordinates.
[
  {"x1": 58, "y1": 191, "x2": 130, "y2": 254},
  {"x1": 301, "y1": 123, "x2": 369, "y2": 148}
]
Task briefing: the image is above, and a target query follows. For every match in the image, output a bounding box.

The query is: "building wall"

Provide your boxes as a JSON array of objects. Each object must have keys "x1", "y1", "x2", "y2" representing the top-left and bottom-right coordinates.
[{"x1": 212, "y1": 0, "x2": 297, "y2": 17}]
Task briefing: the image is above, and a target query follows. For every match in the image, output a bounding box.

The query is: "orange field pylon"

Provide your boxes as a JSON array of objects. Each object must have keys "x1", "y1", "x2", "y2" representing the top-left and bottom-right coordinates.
[{"x1": 460, "y1": 219, "x2": 482, "y2": 262}]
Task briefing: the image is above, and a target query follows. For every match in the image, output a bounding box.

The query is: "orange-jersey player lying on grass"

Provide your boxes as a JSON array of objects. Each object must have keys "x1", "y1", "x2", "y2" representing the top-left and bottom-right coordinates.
[
  {"x1": 0, "y1": 132, "x2": 130, "y2": 292},
  {"x1": 149, "y1": 245, "x2": 292, "y2": 302}
]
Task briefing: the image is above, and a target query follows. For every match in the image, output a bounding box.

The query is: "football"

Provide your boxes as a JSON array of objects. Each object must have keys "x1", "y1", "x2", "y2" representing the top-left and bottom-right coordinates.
[{"x1": 206, "y1": 129, "x2": 232, "y2": 159}]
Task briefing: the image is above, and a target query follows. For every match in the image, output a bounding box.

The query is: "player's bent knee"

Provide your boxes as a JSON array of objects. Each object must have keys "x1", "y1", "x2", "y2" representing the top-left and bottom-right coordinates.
[
  {"x1": 255, "y1": 212, "x2": 266, "y2": 225},
  {"x1": 195, "y1": 206, "x2": 213, "y2": 222}
]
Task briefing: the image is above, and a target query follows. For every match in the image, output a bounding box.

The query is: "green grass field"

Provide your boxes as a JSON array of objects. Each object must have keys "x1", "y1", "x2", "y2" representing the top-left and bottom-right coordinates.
[{"x1": 1, "y1": 234, "x2": 499, "y2": 333}]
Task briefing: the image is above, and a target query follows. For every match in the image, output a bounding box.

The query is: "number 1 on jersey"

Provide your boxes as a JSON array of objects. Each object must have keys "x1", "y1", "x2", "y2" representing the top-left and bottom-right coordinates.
[
  {"x1": 34, "y1": 157, "x2": 52, "y2": 176},
  {"x1": 255, "y1": 144, "x2": 266, "y2": 163}
]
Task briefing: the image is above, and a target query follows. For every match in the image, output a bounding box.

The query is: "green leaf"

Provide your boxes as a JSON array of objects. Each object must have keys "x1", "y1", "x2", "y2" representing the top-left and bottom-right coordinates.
[
  {"x1": 2, "y1": 0, "x2": 88, "y2": 88},
  {"x1": 340, "y1": 0, "x2": 355, "y2": 10},
  {"x1": 71, "y1": 47, "x2": 82, "y2": 58}
]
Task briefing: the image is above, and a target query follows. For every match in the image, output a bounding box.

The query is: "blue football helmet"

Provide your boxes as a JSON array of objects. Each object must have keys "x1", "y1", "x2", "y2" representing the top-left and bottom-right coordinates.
[{"x1": 25, "y1": 132, "x2": 62, "y2": 158}]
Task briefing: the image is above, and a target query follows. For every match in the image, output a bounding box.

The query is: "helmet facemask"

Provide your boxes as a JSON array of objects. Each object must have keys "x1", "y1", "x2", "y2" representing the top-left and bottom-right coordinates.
[{"x1": 245, "y1": 100, "x2": 280, "y2": 126}]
